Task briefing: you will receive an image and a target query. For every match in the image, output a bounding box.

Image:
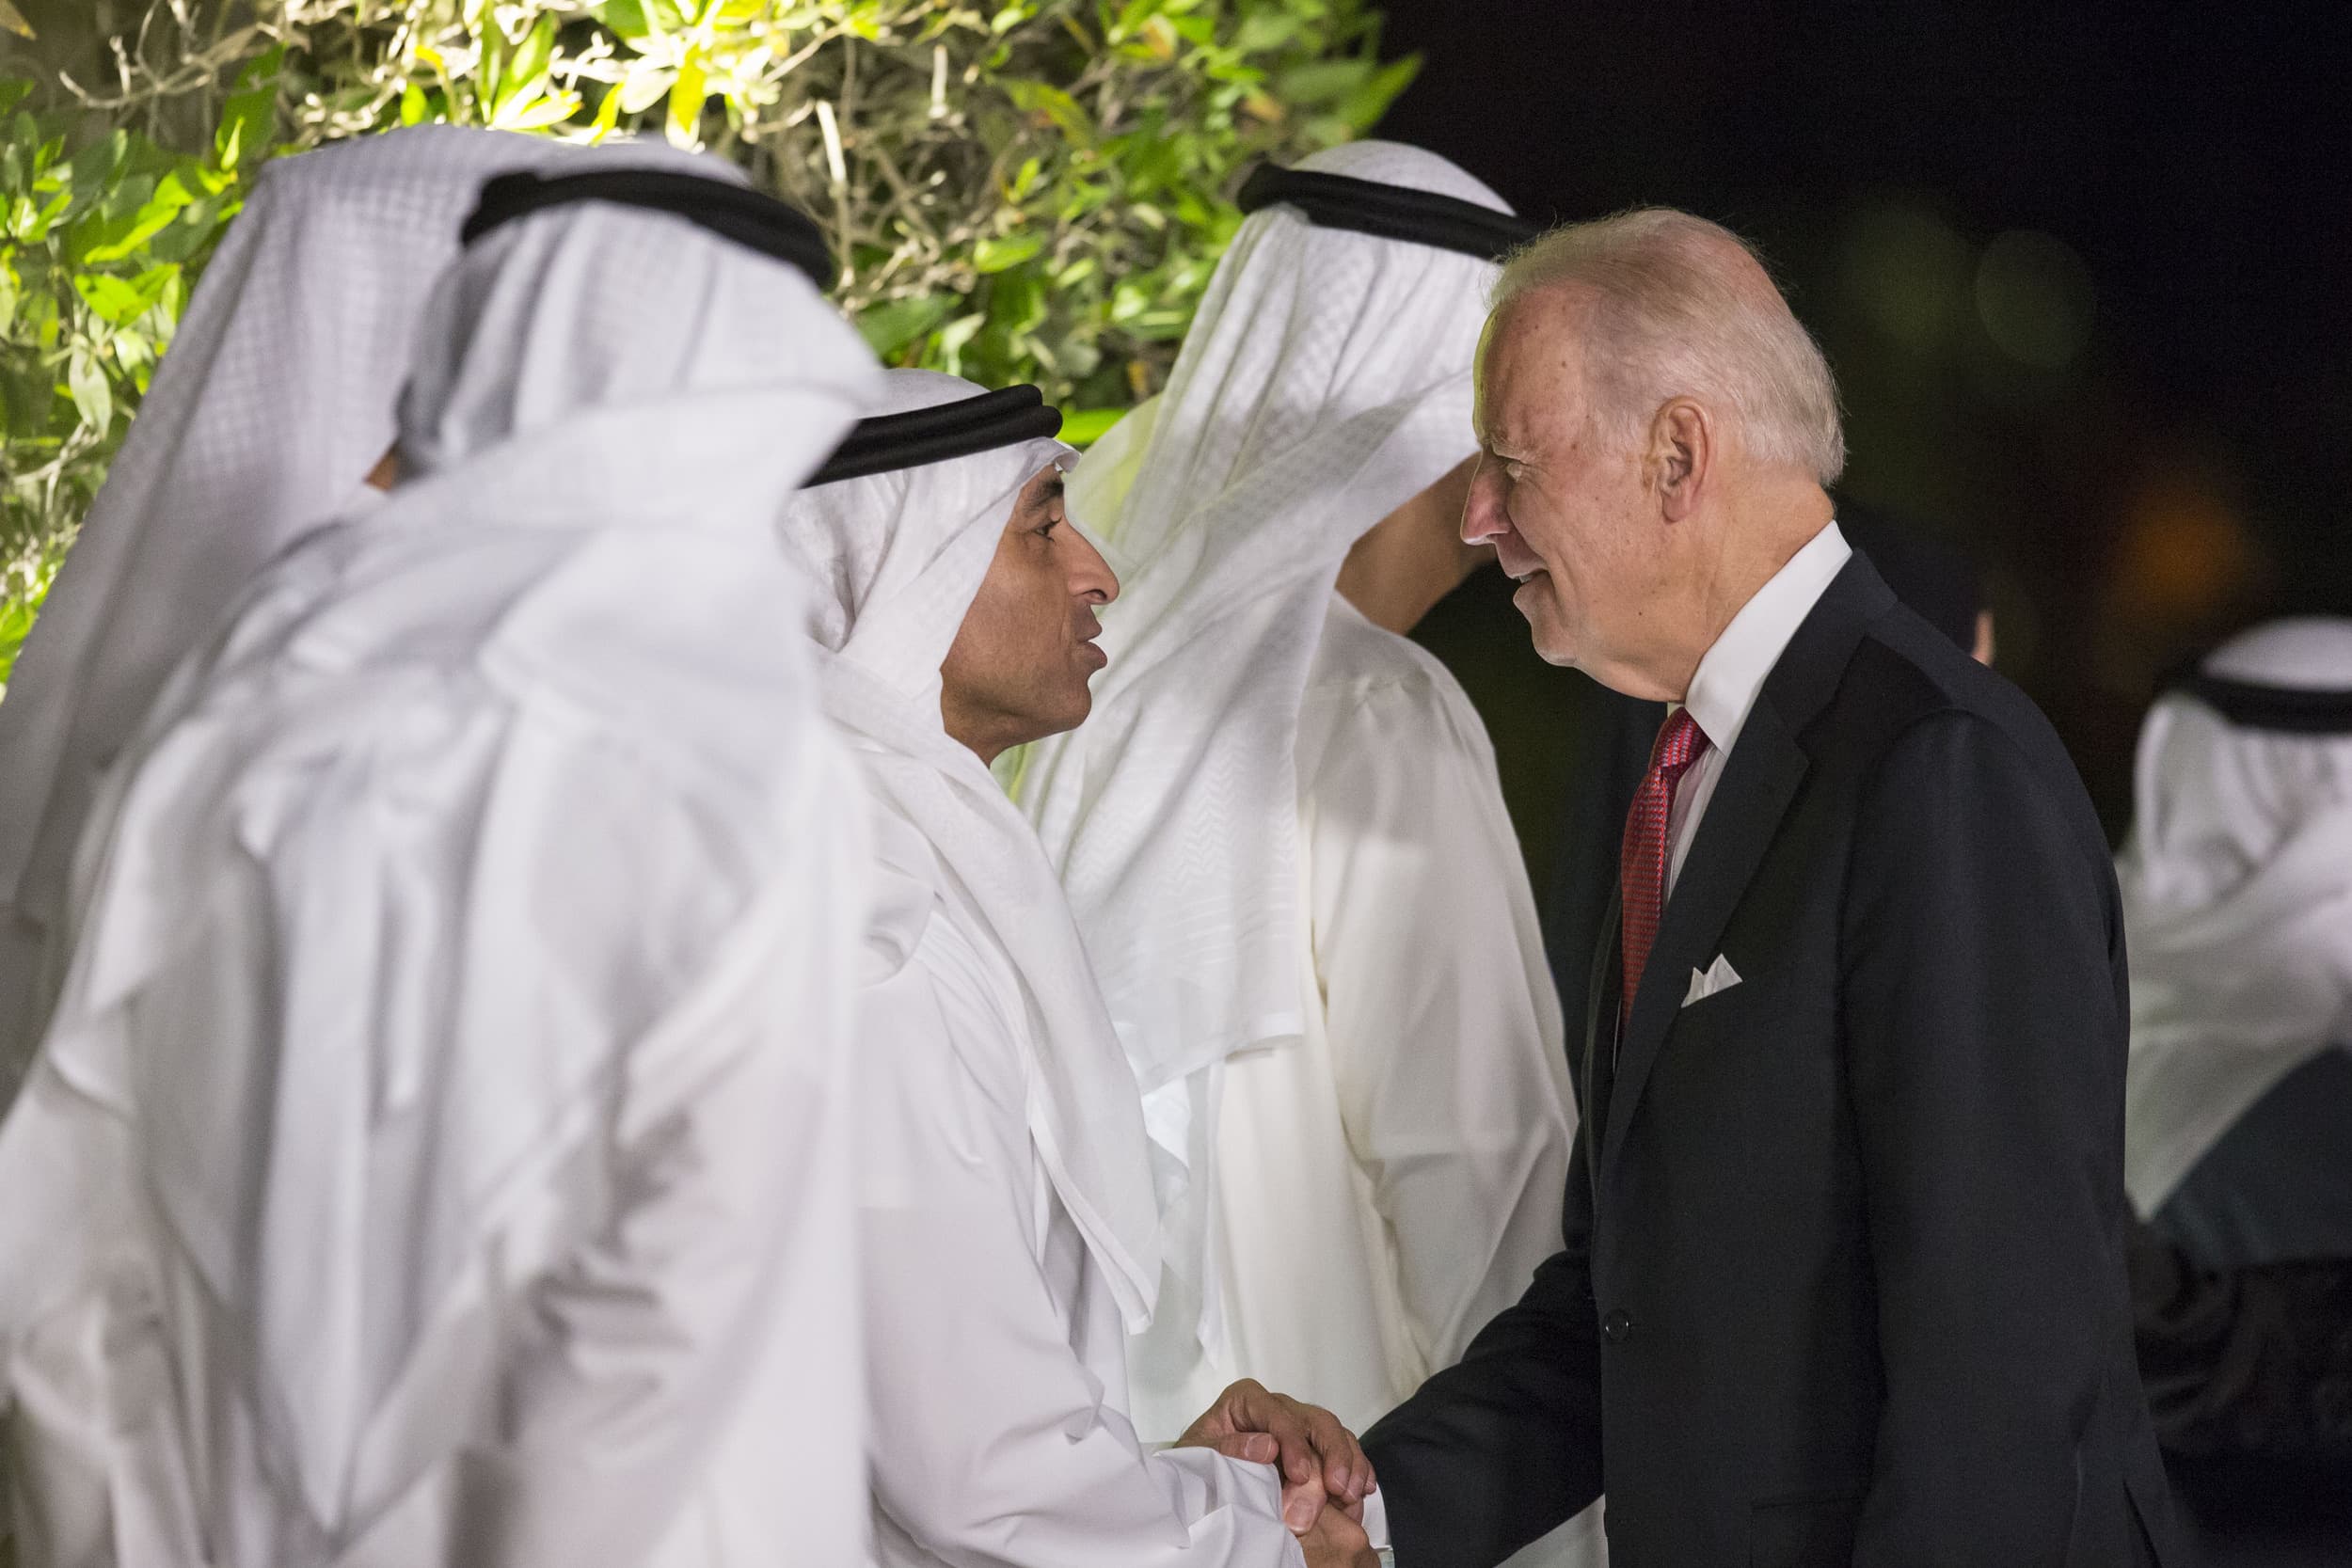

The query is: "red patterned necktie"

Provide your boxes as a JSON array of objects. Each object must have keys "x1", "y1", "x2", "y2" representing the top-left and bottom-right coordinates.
[{"x1": 1620, "y1": 706, "x2": 1712, "y2": 1015}]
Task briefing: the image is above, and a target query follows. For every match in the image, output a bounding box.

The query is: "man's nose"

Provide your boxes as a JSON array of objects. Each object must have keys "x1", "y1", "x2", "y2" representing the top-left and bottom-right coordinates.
[
  {"x1": 1071, "y1": 533, "x2": 1119, "y2": 605},
  {"x1": 1461, "y1": 460, "x2": 1510, "y2": 546}
]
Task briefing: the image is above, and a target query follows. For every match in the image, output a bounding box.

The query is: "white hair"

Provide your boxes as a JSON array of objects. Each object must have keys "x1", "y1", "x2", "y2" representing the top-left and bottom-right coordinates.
[{"x1": 1491, "y1": 208, "x2": 1846, "y2": 484}]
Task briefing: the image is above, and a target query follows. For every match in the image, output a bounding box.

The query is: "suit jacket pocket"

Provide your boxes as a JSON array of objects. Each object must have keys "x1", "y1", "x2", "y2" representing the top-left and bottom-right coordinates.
[{"x1": 1749, "y1": 1492, "x2": 1859, "y2": 1568}]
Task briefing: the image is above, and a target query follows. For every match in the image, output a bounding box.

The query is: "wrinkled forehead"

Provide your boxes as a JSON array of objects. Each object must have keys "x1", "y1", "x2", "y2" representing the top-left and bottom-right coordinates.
[{"x1": 1475, "y1": 287, "x2": 1594, "y2": 446}]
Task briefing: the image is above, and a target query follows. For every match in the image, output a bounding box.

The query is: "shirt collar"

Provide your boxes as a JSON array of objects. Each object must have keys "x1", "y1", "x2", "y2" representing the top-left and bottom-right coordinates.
[{"x1": 1679, "y1": 521, "x2": 1851, "y2": 758}]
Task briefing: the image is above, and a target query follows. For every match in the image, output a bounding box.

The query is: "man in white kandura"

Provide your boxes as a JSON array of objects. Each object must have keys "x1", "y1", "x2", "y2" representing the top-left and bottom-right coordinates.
[
  {"x1": 0, "y1": 125, "x2": 713, "y2": 1099},
  {"x1": 1009, "y1": 138, "x2": 1581, "y2": 1534},
  {"x1": 0, "y1": 161, "x2": 881, "y2": 1565},
  {"x1": 775, "y1": 368, "x2": 1378, "y2": 1568},
  {"x1": 2118, "y1": 618, "x2": 2352, "y2": 1267}
]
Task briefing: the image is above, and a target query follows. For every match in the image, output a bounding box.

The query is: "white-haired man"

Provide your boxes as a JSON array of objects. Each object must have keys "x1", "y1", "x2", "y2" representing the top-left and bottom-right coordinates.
[{"x1": 1360, "y1": 210, "x2": 2179, "y2": 1567}]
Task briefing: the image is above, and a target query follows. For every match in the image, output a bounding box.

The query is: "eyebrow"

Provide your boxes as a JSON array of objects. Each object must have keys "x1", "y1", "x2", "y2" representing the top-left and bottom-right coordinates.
[{"x1": 1020, "y1": 470, "x2": 1065, "y2": 522}]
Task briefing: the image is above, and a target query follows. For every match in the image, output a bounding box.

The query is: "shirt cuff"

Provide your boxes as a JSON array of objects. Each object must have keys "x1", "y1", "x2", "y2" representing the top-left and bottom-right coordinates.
[{"x1": 1361, "y1": 1486, "x2": 1391, "y2": 1549}]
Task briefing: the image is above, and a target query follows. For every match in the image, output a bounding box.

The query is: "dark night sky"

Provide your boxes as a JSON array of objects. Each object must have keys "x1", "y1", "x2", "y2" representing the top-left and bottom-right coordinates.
[{"x1": 1383, "y1": 0, "x2": 2352, "y2": 863}]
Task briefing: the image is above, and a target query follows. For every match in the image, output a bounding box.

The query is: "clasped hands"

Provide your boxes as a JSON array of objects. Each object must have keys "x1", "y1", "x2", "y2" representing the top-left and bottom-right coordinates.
[{"x1": 1174, "y1": 1379, "x2": 1379, "y2": 1568}]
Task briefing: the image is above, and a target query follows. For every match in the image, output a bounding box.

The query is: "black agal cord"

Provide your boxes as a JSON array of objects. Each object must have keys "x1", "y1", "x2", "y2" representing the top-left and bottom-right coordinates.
[
  {"x1": 806, "y1": 385, "x2": 1065, "y2": 487},
  {"x1": 462, "y1": 168, "x2": 834, "y2": 289},
  {"x1": 1235, "y1": 162, "x2": 1538, "y2": 262}
]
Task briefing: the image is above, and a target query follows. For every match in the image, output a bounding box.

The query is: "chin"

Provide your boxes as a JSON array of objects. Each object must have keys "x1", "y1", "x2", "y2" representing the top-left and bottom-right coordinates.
[
  {"x1": 1022, "y1": 688, "x2": 1093, "y2": 744},
  {"x1": 1517, "y1": 600, "x2": 1576, "y2": 667}
]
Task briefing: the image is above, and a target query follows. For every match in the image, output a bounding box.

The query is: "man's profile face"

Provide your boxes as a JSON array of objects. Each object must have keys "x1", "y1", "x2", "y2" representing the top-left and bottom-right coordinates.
[
  {"x1": 1462, "y1": 291, "x2": 1660, "y2": 671},
  {"x1": 940, "y1": 463, "x2": 1119, "y2": 762}
]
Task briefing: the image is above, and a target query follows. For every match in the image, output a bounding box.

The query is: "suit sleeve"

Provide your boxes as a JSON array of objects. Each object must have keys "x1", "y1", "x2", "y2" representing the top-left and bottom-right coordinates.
[
  {"x1": 1842, "y1": 710, "x2": 2131, "y2": 1562},
  {"x1": 1360, "y1": 1126, "x2": 1605, "y2": 1568}
]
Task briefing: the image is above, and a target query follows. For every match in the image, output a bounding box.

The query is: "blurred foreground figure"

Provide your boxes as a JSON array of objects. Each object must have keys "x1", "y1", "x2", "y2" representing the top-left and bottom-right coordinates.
[
  {"x1": 0, "y1": 126, "x2": 708, "y2": 1098},
  {"x1": 777, "y1": 370, "x2": 1373, "y2": 1568},
  {"x1": 1012, "y1": 144, "x2": 1577, "y2": 1478},
  {"x1": 1364, "y1": 209, "x2": 2176, "y2": 1567},
  {"x1": 2119, "y1": 618, "x2": 2352, "y2": 1268},
  {"x1": 0, "y1": 165, "x2": 880, "y2": 1565}
]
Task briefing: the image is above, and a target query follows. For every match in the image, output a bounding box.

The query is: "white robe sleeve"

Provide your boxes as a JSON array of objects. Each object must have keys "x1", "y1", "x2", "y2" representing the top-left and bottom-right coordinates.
[
  {"x1": 858, "y1": 908, "x2": 1304, "y2": 1568},
  {"x1": 1304, "y1": 626, "x2": 1577, "y2": 1370}
]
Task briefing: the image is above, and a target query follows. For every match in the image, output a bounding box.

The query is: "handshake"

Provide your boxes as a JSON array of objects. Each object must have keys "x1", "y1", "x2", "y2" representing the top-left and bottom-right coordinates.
[{"x1": 1174, "y1": 1380, "x2": 1381, "y2": 1568}]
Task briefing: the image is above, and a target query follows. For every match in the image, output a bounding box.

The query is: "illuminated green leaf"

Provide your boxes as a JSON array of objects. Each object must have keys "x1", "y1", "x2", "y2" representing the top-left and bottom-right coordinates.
[
  {"x1": 596, "y1": 0, "x2": 653, "y2": 40},
  {"x1": 973, "y1": 232, "x2": 1045, "y2": 273},
  {"x1": 856, "y1": 293, "x2": 955, "y2": 356},
  {"x1": 500, "y1": 16, "x2": 559, "y2": 112},
  {"x1": 1058, "y1": 407, "x2": 1124, "y2": 447},
  {"x1": 214, "y1": 45, "x2": 283, "y2": 174},
  {"x1": 65, "y1": 347, "x2": 109, "y2": 432},
  {"x1": 619, "y1": 62, "x2": 676, "y2": 115},
  {"x1": 667, "y1": 53, "x2": 708, "y2": 145}
]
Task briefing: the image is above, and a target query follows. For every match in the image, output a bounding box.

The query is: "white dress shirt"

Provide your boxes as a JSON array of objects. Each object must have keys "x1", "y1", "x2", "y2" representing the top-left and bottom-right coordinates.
[{"x1": 1666, "y1": 523, "x2": 1852, "y2": 895}]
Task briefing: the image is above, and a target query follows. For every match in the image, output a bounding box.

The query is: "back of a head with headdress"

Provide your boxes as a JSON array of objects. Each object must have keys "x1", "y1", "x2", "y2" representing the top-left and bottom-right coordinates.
[
  {"x1": 2118, "y1": 617, "x2": 2352, "y2": 1213},
  {"x1": 1023, "y1": 140, "x2": 1522, "y2": 1096},
  {"x1": 0, "y1": 127, "x2": 728, "y2": 1090}
]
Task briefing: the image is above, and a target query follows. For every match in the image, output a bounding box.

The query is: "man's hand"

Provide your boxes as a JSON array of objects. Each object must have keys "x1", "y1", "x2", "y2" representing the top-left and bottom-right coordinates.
[
  {"x1": 1173, "y1": 1378, "x2": 1376, "y2": 1533},
  {"x1": 1298, "y1": 1503, "x2": 1380, "y2": 1568}
]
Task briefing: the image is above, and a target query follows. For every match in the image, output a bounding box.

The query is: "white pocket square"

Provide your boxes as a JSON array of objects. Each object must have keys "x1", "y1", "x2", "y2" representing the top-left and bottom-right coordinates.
[{"x1": 1682, "y1": 954, "x2": 1742, "y2": 1007}]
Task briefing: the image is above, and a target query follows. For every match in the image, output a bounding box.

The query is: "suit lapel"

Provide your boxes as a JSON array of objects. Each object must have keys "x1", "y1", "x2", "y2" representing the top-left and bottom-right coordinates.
[
  {"x1": 1599, "y1": 702, "x2": 1806, "y2": 1178},
  {"x1": 1593, "y1": 549, "x2": 1898, "y2": 1185},
  {"x1": 1581, "y1": 888, "x2": 1623, "y2": 1206}
]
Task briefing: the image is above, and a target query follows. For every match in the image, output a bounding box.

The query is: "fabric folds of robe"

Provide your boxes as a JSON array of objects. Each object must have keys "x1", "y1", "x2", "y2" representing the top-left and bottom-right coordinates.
[
  {"x1": 0, "y1": 158, "x2": 880, "y2": 1565},
  {"x1": 1127, "y1": 595, "x2": 1574, "y2": 1440}
]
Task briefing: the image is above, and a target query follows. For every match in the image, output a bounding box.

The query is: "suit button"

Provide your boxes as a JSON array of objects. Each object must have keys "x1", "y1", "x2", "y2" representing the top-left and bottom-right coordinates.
[{"x1": 1602, "y1": 1310, "x2": 1633, "y2": 1343}]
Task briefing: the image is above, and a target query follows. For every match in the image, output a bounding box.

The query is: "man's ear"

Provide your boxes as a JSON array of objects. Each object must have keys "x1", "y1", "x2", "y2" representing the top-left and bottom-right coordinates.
[{"x1": 1647, "y1": 399, "x2": 1709, "y2": 524}]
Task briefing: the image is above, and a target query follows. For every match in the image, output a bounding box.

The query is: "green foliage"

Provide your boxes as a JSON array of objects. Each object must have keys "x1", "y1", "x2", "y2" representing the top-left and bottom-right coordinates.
[
  {"x1": 0, "y1": 50, "x2": 275, "y2": 684},
  {"x1": 0, "y1": 0, "x2": 1414, "y2": 687}
]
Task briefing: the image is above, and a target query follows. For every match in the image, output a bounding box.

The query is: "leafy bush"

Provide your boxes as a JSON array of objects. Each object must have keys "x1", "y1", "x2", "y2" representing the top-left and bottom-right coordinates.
[{"x1": 0, "y1": 0, "x2": 1414, "y2": 689}]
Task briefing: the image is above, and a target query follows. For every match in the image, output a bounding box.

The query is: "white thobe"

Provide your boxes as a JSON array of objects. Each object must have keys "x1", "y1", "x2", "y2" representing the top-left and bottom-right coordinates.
[
  {"x1": 855, "y1": 816, "x2": 1303, "y2": 1568},
  {"x1": 1127, "y1": 596, "x2": 1577, "y2": 1442},
  {"x1": 0, "y1": 727, "x2": 867, "y2": 1568}
]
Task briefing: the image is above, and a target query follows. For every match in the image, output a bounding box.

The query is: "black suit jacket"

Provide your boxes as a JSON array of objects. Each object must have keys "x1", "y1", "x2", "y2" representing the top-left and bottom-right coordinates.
[{"x1": 1364, "y1": 556, "x2": 2178, "y2": 1567}]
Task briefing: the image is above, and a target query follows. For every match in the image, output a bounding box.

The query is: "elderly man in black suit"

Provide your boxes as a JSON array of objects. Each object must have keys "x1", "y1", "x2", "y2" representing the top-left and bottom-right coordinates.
[{"x1": 1360, "y1": 209, "x2": 2177, "y2": 1567}]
